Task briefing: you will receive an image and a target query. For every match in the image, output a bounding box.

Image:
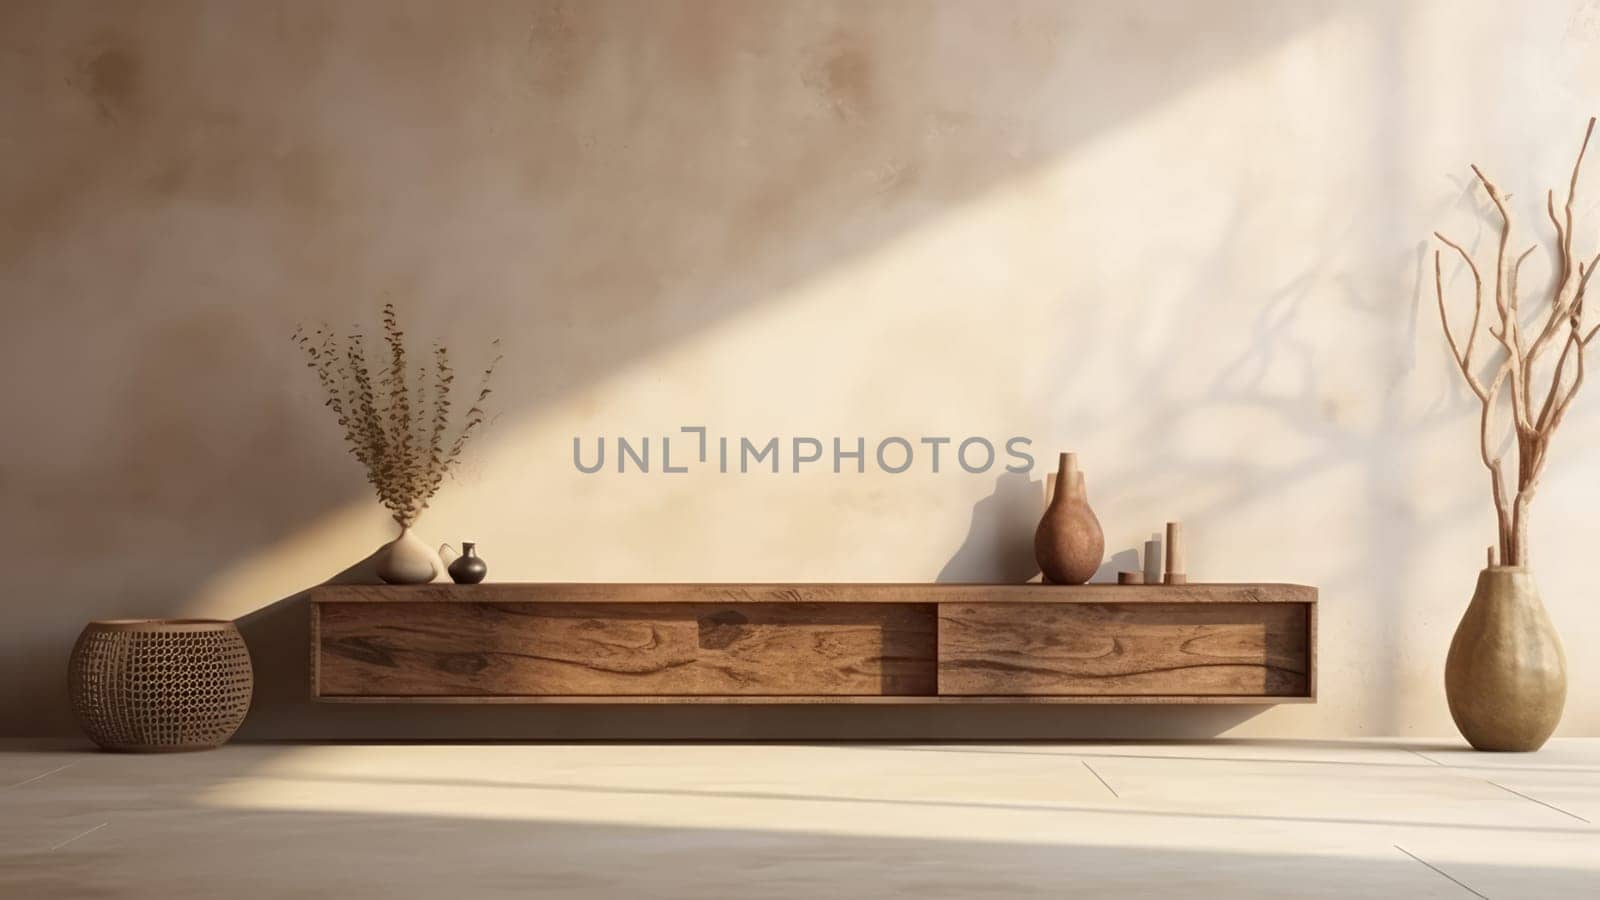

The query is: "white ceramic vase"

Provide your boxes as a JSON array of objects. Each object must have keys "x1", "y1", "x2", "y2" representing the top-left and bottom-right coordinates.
[{"x1": 374, "y1": 525, "x2": 441, "y2": 584}]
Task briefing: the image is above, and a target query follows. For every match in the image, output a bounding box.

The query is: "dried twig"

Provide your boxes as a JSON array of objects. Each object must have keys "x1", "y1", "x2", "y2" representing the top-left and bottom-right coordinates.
[{"x1": 1434, "y1": 117, "x2": 1598, "y2": 566}]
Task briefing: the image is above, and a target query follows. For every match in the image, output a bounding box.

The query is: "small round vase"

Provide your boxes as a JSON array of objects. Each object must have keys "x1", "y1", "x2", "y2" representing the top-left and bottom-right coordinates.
[
  {"x1": 447, "y1": 542, "x2": 489, "y2": 585},
  {"x1": 1034, "y1": 452, "x2": 1104, "y2": 585},
  {"x1": 375, "y1": 525, "x2": 440, "y2": 584},
  {"x1": 1445, "y1": 566, "x2": 1566, "y2": 752}
]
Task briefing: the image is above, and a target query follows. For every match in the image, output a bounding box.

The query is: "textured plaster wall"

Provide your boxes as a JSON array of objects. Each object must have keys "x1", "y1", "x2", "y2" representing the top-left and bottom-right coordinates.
[{"x1": 4, "y1": 0, "x2": 1600, "y2": 739}]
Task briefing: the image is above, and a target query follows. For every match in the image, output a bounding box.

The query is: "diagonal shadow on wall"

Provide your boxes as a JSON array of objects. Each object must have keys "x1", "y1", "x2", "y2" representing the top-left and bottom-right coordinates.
[{"x1": 0, "y1": 0, "x2": 1336, "y2": 737}]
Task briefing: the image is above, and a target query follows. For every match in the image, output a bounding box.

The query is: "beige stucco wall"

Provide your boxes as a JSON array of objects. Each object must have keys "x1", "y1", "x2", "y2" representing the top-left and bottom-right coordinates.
[{"x1": 4, "y1": 0, "x2": 1600, "y2": 739}]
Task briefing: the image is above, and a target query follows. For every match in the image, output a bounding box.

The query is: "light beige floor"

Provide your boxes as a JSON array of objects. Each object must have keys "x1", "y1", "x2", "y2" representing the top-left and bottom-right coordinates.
[{"x1": 1, "y1": 738, "x2": 1596, "y2": 898}]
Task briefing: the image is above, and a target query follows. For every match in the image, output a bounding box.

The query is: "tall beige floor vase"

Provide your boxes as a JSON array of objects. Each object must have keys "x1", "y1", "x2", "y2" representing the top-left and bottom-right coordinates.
[
  {"x1": 1428, "y1": 120, "x2": 1596, "y2": 753},
  {"x1": 1445, "y1": 567, "x2": 1566, "y2": 752}
]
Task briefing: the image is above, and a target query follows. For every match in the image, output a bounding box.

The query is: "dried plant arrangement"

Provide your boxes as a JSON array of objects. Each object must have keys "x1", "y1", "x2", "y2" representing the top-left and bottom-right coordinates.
[
  {"x1": 1433, "y1": 118, "x2": 1599, "y2": 568},
  {"x1": 293, "y1": 303, "x2": 501, "y2": 529}
]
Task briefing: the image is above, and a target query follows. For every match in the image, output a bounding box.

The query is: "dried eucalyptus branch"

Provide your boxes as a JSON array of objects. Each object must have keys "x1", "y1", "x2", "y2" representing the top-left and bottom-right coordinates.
[
  {"x1": 1434, "y1": 117, "x2": 1597, "y2": 567},
  {"x1": 293, "y1": 304, "x2": 499, "y2": 527}
]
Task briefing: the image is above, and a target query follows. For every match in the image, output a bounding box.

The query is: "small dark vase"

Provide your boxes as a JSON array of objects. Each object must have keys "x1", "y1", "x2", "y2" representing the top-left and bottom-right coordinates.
[{"x1": 447, "y1": 542, "x2": 488, "y2": 584}]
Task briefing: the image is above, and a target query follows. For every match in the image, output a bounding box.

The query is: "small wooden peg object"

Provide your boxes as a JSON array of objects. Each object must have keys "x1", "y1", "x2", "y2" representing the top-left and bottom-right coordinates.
[
  {"x1": 1164, "y1": 521, "x2": 1187, "y2": 585},
  {"x1": 1486, "y1": 545, "x2": 1497, "y2": 567},
  {"x1": 1143, "y1": 535, "x2": 1163, "y2": 584},
  {"x1": 1118, "y1": 571, "x2": 1144, "y2": 585}
]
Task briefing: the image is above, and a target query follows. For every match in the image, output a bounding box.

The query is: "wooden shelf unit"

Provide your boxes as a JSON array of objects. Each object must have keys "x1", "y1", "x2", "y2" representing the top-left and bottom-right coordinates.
[{"x1": 310, "y1": 583, "x2": 1316, "y2": 705}]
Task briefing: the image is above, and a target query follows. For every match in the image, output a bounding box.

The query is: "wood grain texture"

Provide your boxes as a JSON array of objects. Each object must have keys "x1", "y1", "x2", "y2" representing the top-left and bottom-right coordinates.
[
  {"x1": 1164, "y1": 521, "x2": 1186, "y2": 581},
  {"x1": 312, "y1": 694, "x2": 1314, "y2": 705},
  {"x1": 938, "y1": 602, "x2": 1311, "y2": 697},
  {"x1": 1307, "y1": 599, "x2": 1319, "y2": 701},
  {"x1": 309, "y1": 583, "x2": 1317, "y2": 705},
  {"x1": 310, "y1": 583, "x2": 1316, "y2": 605},
  {"x1": 316, "y1": 601, "x2": 936, "y2": 697}
]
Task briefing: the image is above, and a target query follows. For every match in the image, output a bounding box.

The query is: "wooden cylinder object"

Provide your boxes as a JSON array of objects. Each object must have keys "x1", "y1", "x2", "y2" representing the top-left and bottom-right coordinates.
[
  {"x1": 1117, "y1": 571, "x2": 1144, "y2": 585},
  {"x1": 1143, "y1": 537, "x2": 1163, "y2": 585},
  {"x1": 69, "y1": 619, "x2": 253, "y2": 752},
  {"x1": 1164, "y1": 521, "x2": 1186, "y2": 584}
]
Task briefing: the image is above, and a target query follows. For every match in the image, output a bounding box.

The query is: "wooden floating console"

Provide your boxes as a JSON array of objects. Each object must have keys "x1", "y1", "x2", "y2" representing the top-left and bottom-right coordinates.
[{"x1": 310, "y1": 583, "x2": 1316, "y2": 704}]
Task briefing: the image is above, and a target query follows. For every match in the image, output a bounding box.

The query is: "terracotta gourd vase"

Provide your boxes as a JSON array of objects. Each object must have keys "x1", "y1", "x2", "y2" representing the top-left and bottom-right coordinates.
[
  {"x1": 375, "y1": 524, "x2": 441, "y2": 584},
  {"x1": 1444, "y1": 566, "x2": 1566, "y2": 751},
  {"x1": 1034, "y1": 452, "x2": 1104, "y2": 585}
]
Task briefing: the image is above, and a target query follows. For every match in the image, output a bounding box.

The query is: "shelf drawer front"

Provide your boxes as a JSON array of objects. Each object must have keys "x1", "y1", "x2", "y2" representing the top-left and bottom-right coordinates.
[
  {"x1": 316, "y1": 601, "x2": 936, "y2": 697},
  {"x1": 937, "y1": 602, "x2": 1310, "y2": 697}
]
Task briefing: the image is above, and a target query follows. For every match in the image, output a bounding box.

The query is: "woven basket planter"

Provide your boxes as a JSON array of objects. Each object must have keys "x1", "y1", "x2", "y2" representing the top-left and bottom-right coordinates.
[{"x1": 69, "y1": 619, "x2": 253, "y2": 752}]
